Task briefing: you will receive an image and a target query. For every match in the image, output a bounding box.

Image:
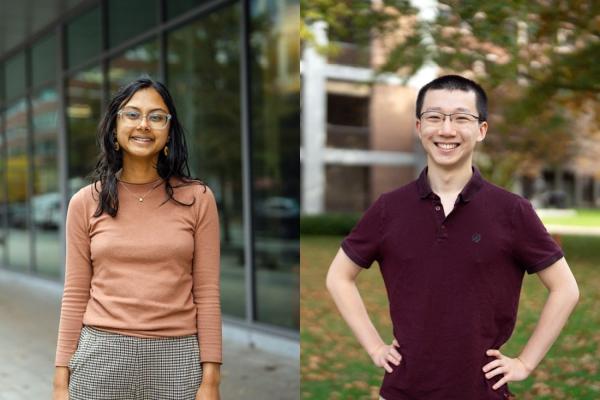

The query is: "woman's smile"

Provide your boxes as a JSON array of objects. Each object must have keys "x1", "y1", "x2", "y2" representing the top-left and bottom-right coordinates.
[{"x1": 130, "y1": 135, "x2": 155, "y2": 145}]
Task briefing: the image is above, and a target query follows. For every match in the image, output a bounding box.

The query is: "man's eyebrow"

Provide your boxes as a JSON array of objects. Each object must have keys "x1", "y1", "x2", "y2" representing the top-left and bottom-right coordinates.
[{"x1": 424, "y1": 106, "x2": 473, "y2": 112}]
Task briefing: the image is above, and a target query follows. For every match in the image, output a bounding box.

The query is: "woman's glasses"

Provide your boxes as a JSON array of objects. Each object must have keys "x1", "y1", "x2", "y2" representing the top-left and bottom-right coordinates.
[{"x1": 117, "y1": 108, "x2": 172, "y2": 129}]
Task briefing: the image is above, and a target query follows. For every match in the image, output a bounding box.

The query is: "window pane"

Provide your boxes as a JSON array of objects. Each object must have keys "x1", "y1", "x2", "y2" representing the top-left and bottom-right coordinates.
[
  {"x1": 67, "y1": 6, "x2": 102, "y2": 69},
  {"x1": 326, "y1": 94, "x2": 370, "y2": 149},
  {"x1": 5, "y1": 52, "x2": 26, "y2": 101},
  {"x1": 109, "y1": 39, "x2": 160, "y2": 94},
  {"x1": 6, "y1": 99, "x2": 30, "y2": 270},
  {"x1": 167, "y1": 0, "x2": 212, "y2": 19},
  {"x1": 325, "y1": 165, "x2": 369, "y2": 212},
  {"x1": 250, "y1": 0, "x2": 300, "y2": 329},
  {"x1": 32, "y1": 33, "x2": 57, "y2": 87},
  {"x1": 109, "y1": 0, "x2": 158, "y2": 48},
  {"x1": 32, "y1": 88, "x2": 60, "y2": 278},
  {"x1": 0, "y1": 62, "x2": 4, "y2": 105},
  {"x1": 0, "y1": 111, "x2": 7, "y2": 263},
  {"x1": 167, "y1": 4, "x2": 245, "y2": 320},
  {"x1": 67, "y1": 67, "x2": 103, "y2": 194}
]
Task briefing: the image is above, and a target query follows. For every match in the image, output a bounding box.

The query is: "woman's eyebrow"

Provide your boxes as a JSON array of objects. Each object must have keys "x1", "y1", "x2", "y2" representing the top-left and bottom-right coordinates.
[{"x1": 122, "y1": 106, "x2": 168, "y2": 113}]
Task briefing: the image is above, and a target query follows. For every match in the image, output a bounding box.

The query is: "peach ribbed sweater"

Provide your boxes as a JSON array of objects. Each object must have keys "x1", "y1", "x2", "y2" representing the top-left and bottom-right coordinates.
[{"x1": 54, "y1": 177, "x2": 221, "y2": 366}]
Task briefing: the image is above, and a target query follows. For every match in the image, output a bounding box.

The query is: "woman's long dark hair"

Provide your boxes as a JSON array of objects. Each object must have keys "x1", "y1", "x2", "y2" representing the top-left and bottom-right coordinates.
[{"x1": 89, "y1": 77, "x2": 205, "y2": 217}]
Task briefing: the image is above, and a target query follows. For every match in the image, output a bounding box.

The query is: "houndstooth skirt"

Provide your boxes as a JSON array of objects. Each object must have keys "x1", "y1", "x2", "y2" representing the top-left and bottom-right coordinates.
[{"x1": 68, "y1": 325, "x2": 202, "y2": 400}]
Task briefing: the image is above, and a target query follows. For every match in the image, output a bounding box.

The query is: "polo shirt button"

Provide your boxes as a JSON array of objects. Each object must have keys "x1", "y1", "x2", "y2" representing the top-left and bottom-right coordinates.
[{"x1": 435, "y1": 206, "x2": 441, "y2": 211}]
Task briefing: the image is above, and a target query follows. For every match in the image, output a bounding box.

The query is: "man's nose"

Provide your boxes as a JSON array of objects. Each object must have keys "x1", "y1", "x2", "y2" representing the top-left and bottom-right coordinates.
[{"x1": 440, "y1": 116, "x2": 456, "y2": 135}]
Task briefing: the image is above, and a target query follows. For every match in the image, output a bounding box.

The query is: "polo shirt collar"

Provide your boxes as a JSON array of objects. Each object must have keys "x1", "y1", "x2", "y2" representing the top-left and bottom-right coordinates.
[{"x1": 416, "y1": 166, "x2": 484, "y2": 203}]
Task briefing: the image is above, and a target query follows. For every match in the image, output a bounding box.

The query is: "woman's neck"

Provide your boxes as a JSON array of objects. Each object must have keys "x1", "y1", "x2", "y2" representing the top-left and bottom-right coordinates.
[{"x1": 117, "y1": 165, "x2": 161, "y2": 184}]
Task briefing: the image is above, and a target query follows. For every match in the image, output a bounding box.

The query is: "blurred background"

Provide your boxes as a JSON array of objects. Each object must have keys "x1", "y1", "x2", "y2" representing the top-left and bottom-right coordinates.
[
  {"x1": 301, "y1": 1, "x2": 599, "y2": 399},
  {"x1": 0, "y1": 0, "x2": 299, "y2": 398}
]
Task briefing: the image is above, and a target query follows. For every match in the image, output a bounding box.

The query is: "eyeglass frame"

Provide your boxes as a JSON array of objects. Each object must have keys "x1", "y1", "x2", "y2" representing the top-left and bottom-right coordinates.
[
  {"x1": 116, "y1": 108, "x2": 172, "y2": 129},
  {"x1": 418, "y1": 111, "x2": 484, "y2": 126}
]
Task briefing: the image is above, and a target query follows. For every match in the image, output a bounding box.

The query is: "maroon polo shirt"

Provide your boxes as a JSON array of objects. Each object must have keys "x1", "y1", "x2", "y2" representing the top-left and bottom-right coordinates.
[{"x1": 341, "y1": 166, "x2": 563, "y2": 400}]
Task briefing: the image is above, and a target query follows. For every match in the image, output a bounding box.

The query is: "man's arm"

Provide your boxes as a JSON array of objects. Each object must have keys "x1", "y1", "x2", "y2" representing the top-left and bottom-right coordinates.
[
  {"x1": 326, "y1": 248, "x2": 402, "y2": 372},
  {"x1": 483, "y1": 257, "x2": 579, "y2": 389}
]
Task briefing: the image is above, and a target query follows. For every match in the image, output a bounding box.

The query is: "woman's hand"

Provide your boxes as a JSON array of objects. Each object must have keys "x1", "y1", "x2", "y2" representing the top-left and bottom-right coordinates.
[
  {"x1": 52, "y1": 386, "x2": 69, "y2": 400},
  {"x1": 195, "y1": 381, "x2": 220, "y2": 400},
  {"x1": 195, "y1": 362, "x2": 221, "y2": 400},
  {"x1": 369, "y1": 339, "x2": 402, "y2": 373},
  {"x1": 52, "y1": 366, "x2": 69, "y2": 400},
  {"x1": 483, "y1": 349, "x2": 533, "y2": 390}
]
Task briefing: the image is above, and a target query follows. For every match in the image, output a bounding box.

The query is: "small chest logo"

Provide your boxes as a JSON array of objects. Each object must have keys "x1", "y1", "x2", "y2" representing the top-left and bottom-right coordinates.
[{"x1": 472, "y1": 233, "x2": 482, "y2": 243}]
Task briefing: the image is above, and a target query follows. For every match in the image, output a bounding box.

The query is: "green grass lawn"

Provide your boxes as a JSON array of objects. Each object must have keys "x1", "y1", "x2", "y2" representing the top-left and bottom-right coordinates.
[
  {"x1": 539, "y1": 209, "x2": 600, "y2": 227},
  {"x1": 301, "y1": 235, "x2": 600, "y2": 399}
]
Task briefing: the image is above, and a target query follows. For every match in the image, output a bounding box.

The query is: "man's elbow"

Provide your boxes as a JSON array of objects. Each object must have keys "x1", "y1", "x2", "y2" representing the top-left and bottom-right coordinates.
[
  {"x1": 325, "y1": 267, "x2": 337, "y2": 294},
  {"x1": 569, "y1": 283, "x2": 580, "y2": 307},
  {"x1": 559, "y1": 280, "x2": 580, "y2": 309}
]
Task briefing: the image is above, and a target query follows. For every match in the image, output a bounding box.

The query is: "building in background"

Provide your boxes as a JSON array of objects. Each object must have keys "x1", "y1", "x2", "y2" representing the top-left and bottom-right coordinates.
[
  {"x1": 301, "y1": 21, "x2": 429, "y2": 215},
  {"x1": 301, "y1": 4, "x2": 600, "y2": 215},
  {"x1": 0, "y1": 0, "x2": 299, "y2": 352}
]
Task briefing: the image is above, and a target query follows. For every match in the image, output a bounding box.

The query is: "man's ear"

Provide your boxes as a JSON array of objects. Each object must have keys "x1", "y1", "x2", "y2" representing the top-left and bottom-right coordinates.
[
  {"x1": 416, "y1": 119, "x2": 422, "y2": 139},
  {"x1": 477, "y1": 121, "x2": 488, "y2": 142}
]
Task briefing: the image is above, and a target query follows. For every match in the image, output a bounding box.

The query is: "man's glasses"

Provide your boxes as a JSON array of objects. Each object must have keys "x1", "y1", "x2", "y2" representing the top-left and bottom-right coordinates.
[
  {"x1": 419, "y1": 111, "x2": 482, "y2": 127},
  {"x1": 117, "y1": 108, "x2": 172, "y2": 129}
]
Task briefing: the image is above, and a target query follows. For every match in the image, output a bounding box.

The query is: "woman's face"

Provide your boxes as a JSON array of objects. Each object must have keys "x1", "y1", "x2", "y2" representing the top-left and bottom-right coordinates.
[{"x1": 115, "y1": 87, "x2": 171, "y2": 163}]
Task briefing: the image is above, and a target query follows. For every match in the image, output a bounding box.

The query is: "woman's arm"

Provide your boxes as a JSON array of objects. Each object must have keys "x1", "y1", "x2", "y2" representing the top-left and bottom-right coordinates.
[
  {"x1": 192, "y1": 186, "x2": 223, "y2": 363},
  {"x1": 55, "y1": 190, "x2": 93, "y2": 366}
]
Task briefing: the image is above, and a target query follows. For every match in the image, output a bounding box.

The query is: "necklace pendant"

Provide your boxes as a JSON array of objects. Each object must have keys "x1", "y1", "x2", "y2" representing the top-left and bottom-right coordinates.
[{"x1": 139, "y1": 197, "x2": 144, "y2": 202}]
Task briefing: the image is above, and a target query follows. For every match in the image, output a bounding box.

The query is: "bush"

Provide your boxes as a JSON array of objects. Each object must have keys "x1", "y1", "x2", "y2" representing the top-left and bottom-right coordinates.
[{"x1": 300, "y1": 213, "x2": 360, "y2": 236}]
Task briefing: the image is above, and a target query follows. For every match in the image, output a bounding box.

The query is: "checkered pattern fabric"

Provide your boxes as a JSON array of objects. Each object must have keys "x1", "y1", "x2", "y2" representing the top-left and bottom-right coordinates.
[{"x1": 68, "y1": 325, "x2": 202, "y2": 399}]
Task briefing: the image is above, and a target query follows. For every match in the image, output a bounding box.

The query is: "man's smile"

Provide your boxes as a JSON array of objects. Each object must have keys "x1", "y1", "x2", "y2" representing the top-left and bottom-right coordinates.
[{"x1": 434, "y1": 142, "x2": 460, "y2": 151}]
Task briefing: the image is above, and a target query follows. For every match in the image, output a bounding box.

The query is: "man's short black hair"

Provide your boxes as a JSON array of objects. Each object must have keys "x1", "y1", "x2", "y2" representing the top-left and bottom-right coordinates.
[{"x1": 415, "y1": 75, "x2": 488, "y2": 122}]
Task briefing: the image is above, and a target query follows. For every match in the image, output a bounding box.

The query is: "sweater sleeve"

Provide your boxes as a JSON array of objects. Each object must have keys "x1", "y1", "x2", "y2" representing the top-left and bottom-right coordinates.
[
  {"x1": 55, "y1": 189, "x2": 92, "y2": 367},
  {"x1": 192, "y1": 186, "x2": 222, "y2": 364}
]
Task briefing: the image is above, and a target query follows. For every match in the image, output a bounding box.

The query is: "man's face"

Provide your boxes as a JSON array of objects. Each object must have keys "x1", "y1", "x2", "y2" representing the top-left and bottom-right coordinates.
[{"x1": 416, "y1": 89, "x2": 488, "y2": 171}]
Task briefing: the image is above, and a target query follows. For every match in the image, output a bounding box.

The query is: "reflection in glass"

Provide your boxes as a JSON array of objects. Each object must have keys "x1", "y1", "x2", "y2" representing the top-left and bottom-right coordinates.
[
  {"x1": 109, "y1": 39, "x2": 160, "y2": 95},
  {"x1": 6, "y1": 99, "x2": 30, "y2": 270},
  {"x1": 167, "y1": 0, "x2": 212, "y2": 19},
  {"x1": 67, "y1": 67, "x2": 104, "y2": 195},
  {"x1": 67, "y1": 6, "x2": 101, "y2": 69},
  {"x1": 167, "y1": 4, "x2": 246, "y2": 319},
  {"x1": 0, "y1": 112, "x2": 7, "y2": 263},
  {"x1": 5, "y1": 52, "x2": 26, "y2": 101},
  {"x1": 32, "y1": 34, "x2": 57, "y2": 87},
  {"x1": 32, "y1": 88, "x2": 60, "y2": 278},
  {"x1": 250, "y1": 0, "x2": 300, "y2": 329},
  {"x1": 108, "y1": 0, "x2": 158, "y2": 48}
]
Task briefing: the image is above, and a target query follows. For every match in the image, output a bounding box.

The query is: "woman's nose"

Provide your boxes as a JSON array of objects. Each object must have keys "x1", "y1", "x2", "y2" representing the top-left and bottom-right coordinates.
[{"x1": 137, "y1": 117, "x2": 150, "y2": 130}]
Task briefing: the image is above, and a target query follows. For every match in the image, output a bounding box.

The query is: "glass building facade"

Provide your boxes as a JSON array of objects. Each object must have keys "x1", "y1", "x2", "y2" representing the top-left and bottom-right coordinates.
[{"x1": 0, "y1": 0, "x2": 299, "y2": 337}]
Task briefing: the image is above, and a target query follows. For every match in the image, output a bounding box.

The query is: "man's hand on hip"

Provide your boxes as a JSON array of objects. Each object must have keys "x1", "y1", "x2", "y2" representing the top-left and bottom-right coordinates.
[{"x1": 370, "y1": 339, "x2": 402, "y2": 373}]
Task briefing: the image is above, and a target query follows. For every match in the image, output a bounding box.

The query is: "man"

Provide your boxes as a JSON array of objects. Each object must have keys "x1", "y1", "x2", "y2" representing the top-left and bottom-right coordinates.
[{"x1": 326, "y1": 75, "x2": 579, "y2": 400}]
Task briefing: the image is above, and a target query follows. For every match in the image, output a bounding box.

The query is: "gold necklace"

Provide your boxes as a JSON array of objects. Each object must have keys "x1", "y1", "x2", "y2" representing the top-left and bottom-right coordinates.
[{"x1": 118, "y1": 178, "x2": 163, "y2": 203}]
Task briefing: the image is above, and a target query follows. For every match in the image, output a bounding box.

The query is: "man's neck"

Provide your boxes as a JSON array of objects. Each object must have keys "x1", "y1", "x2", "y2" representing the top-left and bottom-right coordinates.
[{"x1": 426, "y1": 161, "x2": 473, "y2": 197}]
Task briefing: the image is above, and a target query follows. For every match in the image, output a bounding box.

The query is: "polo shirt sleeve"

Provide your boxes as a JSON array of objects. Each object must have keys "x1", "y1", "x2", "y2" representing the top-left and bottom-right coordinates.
[
  {"x1": 511, "y1": 197, "x2": 564, "y2": 274},
  {"x1": 341, "y1": 195, "x2": 385, "y2": 269}
]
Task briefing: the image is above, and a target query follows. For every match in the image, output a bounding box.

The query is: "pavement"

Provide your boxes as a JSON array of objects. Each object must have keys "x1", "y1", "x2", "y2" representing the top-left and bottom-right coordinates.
[
  {"x1": 0, "y1": 268, "x2": 299, "y2": 400},
  {"x1": 545, "y1": 224, "x2": 600, "y2": 236}
]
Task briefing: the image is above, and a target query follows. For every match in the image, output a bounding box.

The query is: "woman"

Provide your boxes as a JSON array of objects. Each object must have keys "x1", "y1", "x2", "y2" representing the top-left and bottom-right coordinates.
[{"x1": 52, "y1": 78, "x2": 221, "y2": 400}]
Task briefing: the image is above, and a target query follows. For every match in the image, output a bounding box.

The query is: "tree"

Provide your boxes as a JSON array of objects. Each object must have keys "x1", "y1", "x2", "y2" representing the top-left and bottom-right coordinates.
[{"x1": 302, "y1": 0, "x2": 600, "y2": 187}]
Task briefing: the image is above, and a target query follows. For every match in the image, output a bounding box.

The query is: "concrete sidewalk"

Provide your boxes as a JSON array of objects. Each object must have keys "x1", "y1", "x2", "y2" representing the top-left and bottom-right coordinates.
[{"x1": 0, "y1": 269, "x2": 298, "y2": 400}]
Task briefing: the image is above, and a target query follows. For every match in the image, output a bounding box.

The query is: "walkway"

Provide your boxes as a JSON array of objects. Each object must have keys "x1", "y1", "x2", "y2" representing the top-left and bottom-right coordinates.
[{"x1": 0, "y1": 268, "x2": 299, "y2": 400}]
